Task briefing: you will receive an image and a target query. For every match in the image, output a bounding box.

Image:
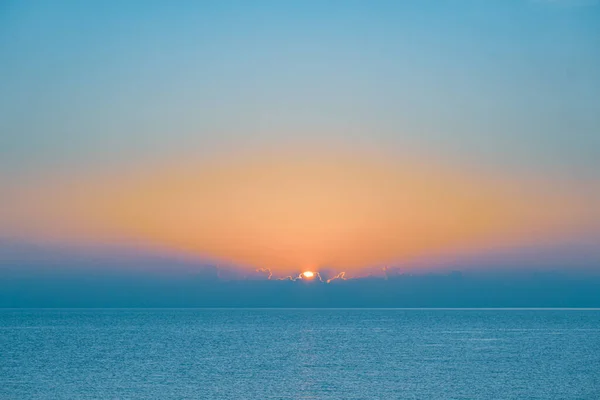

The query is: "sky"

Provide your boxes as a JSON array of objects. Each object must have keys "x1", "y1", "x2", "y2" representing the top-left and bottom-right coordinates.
[{"x1": 1, "y1": 0, "x2": 600, "y2": 296}]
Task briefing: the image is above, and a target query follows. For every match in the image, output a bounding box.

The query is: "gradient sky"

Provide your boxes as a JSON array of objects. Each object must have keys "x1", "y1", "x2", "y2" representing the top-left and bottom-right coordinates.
[{"x1": 1, "y1": 0, "x2": 600, "y2": 278}]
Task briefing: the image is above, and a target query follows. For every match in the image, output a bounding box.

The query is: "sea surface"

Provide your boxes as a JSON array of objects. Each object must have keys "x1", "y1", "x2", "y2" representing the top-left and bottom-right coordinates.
[{"x1": 1, "y1": 309, "x2": 599, "y2": 399}]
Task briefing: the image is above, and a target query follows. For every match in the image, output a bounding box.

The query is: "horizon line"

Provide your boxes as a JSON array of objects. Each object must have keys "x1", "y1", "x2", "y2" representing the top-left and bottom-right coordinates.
[{"x1": 2, "y1": 307, "x2": 600, "y2": 311}]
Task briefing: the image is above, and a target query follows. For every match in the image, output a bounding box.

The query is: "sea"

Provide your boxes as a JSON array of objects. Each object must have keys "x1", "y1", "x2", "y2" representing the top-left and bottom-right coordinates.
[{"x1": 1, "y1": 309, "x2": 599, "y2": 399}]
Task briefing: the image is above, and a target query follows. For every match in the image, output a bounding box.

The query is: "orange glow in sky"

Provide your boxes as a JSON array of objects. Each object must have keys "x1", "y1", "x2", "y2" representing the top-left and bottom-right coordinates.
[{"x1": 1, "y1": 149, "x2": 599, "y2": 277}]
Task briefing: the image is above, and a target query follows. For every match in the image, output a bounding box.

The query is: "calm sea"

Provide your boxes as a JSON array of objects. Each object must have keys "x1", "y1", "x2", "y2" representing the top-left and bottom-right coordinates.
[{"x1": 1, "y1": 309, "x2": 599, "y2": 399}]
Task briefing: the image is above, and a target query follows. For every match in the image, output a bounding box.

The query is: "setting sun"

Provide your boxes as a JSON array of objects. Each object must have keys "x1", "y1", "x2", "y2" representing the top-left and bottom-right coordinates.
[{"x1": 302, "y1": 271, "x2": 315, "y2": 279}]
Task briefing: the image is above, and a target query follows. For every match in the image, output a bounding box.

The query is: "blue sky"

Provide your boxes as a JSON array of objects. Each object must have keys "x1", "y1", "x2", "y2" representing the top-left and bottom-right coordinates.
[
  {"x1": 1, "y1": 0, "x2": 599, "y2": 176},
  {"x1": 1, "y1": 1, "x2": 599, "y2": 286}
]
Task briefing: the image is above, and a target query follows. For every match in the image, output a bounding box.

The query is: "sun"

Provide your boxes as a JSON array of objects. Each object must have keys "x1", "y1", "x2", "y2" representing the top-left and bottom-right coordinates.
[{"x1": 302, "y1": 271, "x2": 315, "y2": 279}]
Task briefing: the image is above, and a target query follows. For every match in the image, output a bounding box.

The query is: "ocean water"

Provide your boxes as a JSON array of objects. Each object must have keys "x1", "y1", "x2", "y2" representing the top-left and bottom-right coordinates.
[{"x1": 1, "y1": 309, "x2": 599, "y2": 399}]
